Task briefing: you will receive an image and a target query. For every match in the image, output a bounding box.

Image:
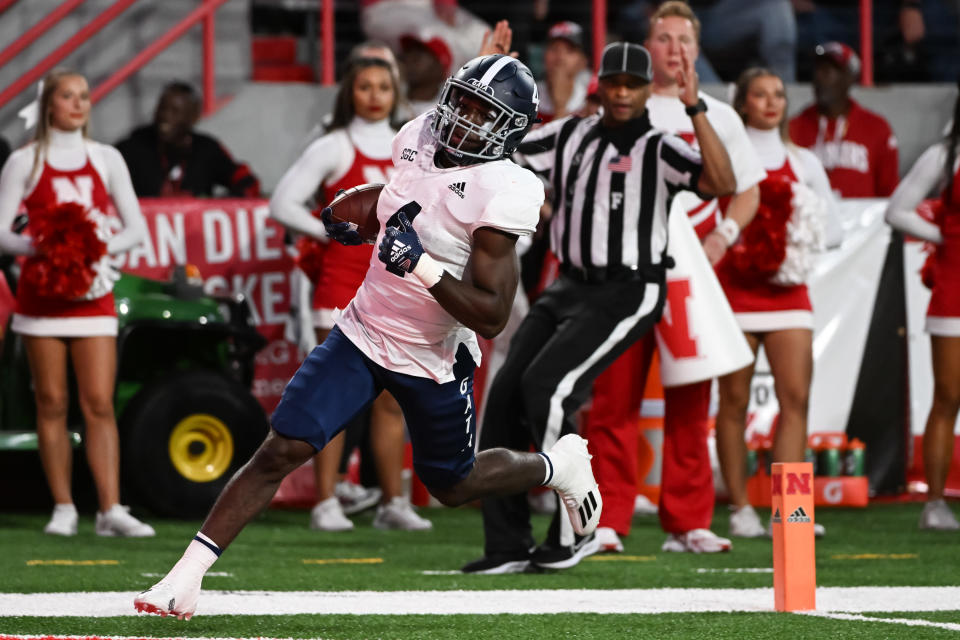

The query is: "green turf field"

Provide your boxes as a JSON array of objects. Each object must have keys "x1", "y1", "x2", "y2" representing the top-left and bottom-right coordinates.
[{"x1": 1, "y1": 502, "x2": 958, "y2": 638}]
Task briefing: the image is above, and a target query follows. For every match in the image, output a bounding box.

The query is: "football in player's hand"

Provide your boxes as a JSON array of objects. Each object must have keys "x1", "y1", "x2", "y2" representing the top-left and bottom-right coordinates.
[{"x1": 327, "y1": 183, "x2": 384, "y2": 244}]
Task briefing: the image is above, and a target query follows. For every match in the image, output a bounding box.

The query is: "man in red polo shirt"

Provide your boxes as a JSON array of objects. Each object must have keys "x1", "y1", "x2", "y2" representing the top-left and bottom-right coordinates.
[{"x1": 789, "y1": 42, "x2": 899, "y2": 197}]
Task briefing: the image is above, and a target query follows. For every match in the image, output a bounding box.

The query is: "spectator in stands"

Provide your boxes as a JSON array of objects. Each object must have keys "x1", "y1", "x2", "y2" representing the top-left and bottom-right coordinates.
[
  {"x1": 270, "y1": 57, "x2": 431, "y2": 532},
  {"x1": 0, "y1": 69, "x2": 152, "y2": 537},
  {"x1": 689, "y1": 0, "x2": 797, "y2": 82},
  {"x1": 397, "y1": 20, "x2": 514, "y2": 119},
  {"x1": 397, "y1": 31, "x2": 454, "y2": 117},
  {"x1": 794, "y1": 1, "x2": 960, "y2": 83},
  {"x1": 789, "y1": 42, "x2": 899, "y2": 198},
  {"x1": 360, "y1": 0, "x2": 490, "y2": 74},
  {"x1": 716, "y1": 67, "x2": 838, "y2": 538},
  {"x1": 536, "y1": 21, "x2": 591, "y2": 123},
  {"x1": 884, "y1": 83, "x2": 960, "y2": 531},
  {"x1": 116, "y1": 82, "x2": 260, "y2": 198}
]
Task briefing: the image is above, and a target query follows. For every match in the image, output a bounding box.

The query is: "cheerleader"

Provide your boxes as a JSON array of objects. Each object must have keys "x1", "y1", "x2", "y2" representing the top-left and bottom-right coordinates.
[
  {"x1": 716, "y1": 67, "x2": 837, "y2": 538},
  {"x1": 270, "y1": 57, "x2": 431, "y2": 532},
  {"x1": 885, "y1": 85, "x2": 960, "y2": 530},
  {"x1": 0, "y1": 69, "x2": 151, "y2": 536}
]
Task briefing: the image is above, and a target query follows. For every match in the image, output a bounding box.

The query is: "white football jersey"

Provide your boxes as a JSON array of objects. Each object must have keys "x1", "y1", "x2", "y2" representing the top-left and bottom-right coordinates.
[{"x1": 336, "y1": 112, "x2": 544, "y2": 383}]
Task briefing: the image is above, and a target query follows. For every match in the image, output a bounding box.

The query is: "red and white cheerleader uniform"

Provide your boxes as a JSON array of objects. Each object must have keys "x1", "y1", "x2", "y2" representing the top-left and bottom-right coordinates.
[
  {"x1": 0, "y1": 128, "x2": 146, "y2": 336},
  {"x1": 885, "y1": 141, "x2": 960, "y2": 336},
  {"x1": 270, "y1": 117, "x2": 395, "y2": 330},
  {"x1": 716, "y1": 126, "x2": 836, "y2": 332}
]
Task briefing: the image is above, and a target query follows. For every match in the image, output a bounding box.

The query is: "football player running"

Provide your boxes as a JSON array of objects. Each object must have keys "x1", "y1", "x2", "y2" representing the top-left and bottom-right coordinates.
[{"x1": 135, "y1": 54, "x2": 602, "y2": 619}]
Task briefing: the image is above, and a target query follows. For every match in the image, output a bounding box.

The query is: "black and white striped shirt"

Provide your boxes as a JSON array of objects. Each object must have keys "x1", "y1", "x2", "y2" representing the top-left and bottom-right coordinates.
[{"x1": 516, "y1": 111, "x2": 704, "y2": 271}]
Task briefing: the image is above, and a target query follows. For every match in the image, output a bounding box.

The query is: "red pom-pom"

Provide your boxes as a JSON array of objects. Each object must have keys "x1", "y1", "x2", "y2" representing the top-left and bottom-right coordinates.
[
  {"x1": 20, "y1": 202, "x2": 106, "y2": 299},
  {"x1": 294, "y1": 235, "x2": 327, "y2": 285},
  {"x1": 728, "y1": 177, "x2": 792, "y2": 282}
]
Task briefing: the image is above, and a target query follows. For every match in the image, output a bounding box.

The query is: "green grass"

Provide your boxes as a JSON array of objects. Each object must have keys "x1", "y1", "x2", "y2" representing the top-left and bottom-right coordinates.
[
  {"x1": 3, "y1": 613, "x2": 960, "y2": 640},
  {"x1": 0, "y1": 503, "x2": 958, "y2": 638}
]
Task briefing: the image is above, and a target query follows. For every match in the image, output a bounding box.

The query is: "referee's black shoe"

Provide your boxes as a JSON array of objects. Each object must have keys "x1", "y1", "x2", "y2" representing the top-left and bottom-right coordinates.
[
  {"x1": 461, "y1": 550, "x2": 539, "y2": 574},
  {"x1": 530, "y1": 531, "x2": 600, "y2": 570}
]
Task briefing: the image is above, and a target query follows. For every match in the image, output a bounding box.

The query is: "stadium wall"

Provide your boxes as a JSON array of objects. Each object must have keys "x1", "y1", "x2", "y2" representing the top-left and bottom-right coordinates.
[{"x1": 0, "y1": 0, "x2": 250, "y2": 150}]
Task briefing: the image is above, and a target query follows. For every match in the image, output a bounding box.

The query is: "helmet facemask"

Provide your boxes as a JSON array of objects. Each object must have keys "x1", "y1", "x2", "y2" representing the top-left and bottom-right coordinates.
[{"x1": 431, "y1": 78, "x2": 530, "y2": 162}]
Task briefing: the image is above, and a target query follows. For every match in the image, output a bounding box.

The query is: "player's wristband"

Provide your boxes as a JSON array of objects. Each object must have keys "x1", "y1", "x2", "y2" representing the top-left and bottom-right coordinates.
[
  {"x1": 714, "y1": 217, "x2": 741, "y2": 246},
  {"x1": 412, "y1": 253, "x2": 445, "y2": 288}
]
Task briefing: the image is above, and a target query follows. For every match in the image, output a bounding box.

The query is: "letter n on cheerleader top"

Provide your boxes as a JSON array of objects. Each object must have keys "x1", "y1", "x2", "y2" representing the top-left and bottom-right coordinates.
[{"x1": 17, "y1": 154, "x2": 116, "y2": 318}]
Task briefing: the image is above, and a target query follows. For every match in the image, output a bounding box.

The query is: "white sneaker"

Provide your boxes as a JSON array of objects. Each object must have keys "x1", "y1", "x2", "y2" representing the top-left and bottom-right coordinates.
[
  {"x1": 310, "y1": 497, "x2": 354, "y2": 531},
  {"x1": 134, "y1": 577, "x2": 200, "y2": 620},
  {"x1": 919, "y1": 499, "x2": 960, "y2": 530},
  {"x1": 44, "y1": 503, "x2": 78, "y2": 536},
  {"x1": 633, "y1": 494, "x2": 658, "y2": 516},
  {"x1": 95, "y1": 505, "x2": 155, "y2": 537},
  {"x1": 335, "y1": 481, "x2": 382, "y2": 515},
  {"x1": 373, "y1": 497, "x2": 433, "y2": 531},
  {"x1": 544, "y1": 434, "x2": 602, "y2": 536},
  {"x1": 595, "y1": 527, "x2": 624, "y2": 553},
  {"x1": 662, "y1": 528, "x2": 732, "y2": 553},
  {"x1": 729, "y1": 505, "x2": 766, "y2": 538}
]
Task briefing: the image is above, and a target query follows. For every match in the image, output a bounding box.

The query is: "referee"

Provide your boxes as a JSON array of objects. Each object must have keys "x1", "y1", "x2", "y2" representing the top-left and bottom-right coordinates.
[{"x1": 463, "y1": 41, "x2": 736, "y2": 574}]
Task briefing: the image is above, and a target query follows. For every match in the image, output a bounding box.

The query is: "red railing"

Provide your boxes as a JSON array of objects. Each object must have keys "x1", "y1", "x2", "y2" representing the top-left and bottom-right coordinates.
[
  {"x1": 0, "y1": 0, "x2": 237, "y2": 117},
  {"x1": 859, "y1": 0, "x2": 874, "y2": 87},
  {"x1": 0, "y1": 0, "x2": 86, "y2": 71},
  {"x1": 320, "y1": 0, "x2": 334, "y2": 86},
  {"x1": 0, "y1": 0, "x2": 881, "y2": 111},
  {"x1": 0, "y1": 0, "x2": 139, "y2": 112},
  {"x1": 91, "y1": 0, "x2": 234, "y2": 114}
]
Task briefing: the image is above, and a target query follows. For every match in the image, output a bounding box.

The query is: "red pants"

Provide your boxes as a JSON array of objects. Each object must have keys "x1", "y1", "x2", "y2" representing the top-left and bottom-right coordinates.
[{"x1": 583, "y1": 333, "x2": 714, "y2": 536}]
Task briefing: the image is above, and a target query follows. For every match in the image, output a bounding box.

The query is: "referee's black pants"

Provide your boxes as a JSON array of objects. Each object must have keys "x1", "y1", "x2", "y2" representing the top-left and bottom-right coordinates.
[{"x1": 478, "y1": 272, "x2": 666, "y2": 556}]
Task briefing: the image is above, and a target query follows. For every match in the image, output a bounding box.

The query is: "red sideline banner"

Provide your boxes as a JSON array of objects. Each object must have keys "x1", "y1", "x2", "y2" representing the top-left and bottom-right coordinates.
[{"x1": 122, "y1": 198, "x2": 300, "y2": 414}]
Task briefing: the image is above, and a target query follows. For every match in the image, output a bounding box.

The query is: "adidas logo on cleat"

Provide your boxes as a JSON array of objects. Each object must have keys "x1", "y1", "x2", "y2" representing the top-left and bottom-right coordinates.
[
  {"x1": 448, "y1": 182, "x2": 466, "y2": 198},
  {"x1": 578, "y1": 490, "x2": 599, "y2": 530},
  {"x1": 786, "y1": 506, "x2": 811, "y2": 524}
]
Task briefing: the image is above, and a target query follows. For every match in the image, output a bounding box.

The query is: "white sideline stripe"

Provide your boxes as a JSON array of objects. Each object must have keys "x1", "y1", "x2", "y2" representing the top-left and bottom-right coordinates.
[
  {"x1": 802, "y1": 611, "x2": 960, "y2": 632},
  {"x1": 140, "y1": 572, "x2": 234, "y2": 578},
  {"x1": 0, "y1": 636, "x2": 331, "y2": 640},
  {"x1": 3, "y1": 587, "x2": 960, "y2": 617}
]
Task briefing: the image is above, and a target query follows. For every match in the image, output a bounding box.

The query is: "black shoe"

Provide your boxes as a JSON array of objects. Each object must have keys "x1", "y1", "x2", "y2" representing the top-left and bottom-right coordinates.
[
  {"x1": 531, "y1": 532, "x2": 600, "y2": 570},
  {"x1": 461, "y1": 551, "x2": 532, "y2": 574}
]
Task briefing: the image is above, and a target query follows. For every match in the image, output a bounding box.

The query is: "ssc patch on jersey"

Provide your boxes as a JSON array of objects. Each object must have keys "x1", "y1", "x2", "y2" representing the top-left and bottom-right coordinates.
[{"x1": 401, "y1": 148, "x2": 418, "y2": 162}]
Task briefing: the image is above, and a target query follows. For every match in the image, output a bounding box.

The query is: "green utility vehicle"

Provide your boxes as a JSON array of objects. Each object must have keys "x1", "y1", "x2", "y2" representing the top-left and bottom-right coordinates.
[{"x1": 0, "y1": 267, "x2": 270, "y2": 518}]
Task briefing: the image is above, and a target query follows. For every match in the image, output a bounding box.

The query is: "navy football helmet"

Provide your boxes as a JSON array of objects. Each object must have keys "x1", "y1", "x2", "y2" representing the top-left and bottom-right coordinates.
[{"x1": 431, "y1": 54, "x2": 539, "y2": 162}]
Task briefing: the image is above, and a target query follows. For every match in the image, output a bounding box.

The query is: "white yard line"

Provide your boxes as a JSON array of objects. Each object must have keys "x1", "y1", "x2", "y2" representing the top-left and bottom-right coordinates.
[
  {"x1": 1, "y1": 587, "x2": 959, "y2": 617},
  {"x1": 802, "y1": 611, "x2": 960, "y2": 632},
  {"x1": 695, "y1": 568, "x2": 774, "y2": 574}
]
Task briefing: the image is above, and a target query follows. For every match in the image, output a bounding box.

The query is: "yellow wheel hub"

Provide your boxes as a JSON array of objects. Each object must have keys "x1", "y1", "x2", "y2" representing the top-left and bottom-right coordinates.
[{"x1": 168, "y1": 414, "x2": 234, "y2": 482}]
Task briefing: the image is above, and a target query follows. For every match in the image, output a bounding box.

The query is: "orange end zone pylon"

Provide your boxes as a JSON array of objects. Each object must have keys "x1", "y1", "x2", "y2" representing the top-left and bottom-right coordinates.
[{"x1": 771, "y1": 462, "x2": 817, "y2": 612}]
